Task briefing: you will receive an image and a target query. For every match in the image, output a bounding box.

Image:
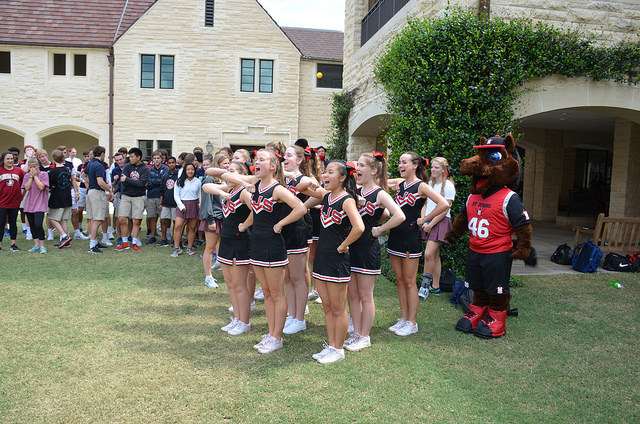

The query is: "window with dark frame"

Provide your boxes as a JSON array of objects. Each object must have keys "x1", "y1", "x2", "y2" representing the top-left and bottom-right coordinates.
[
  {"x1": 0, "y1": 51, "x2": 10, "y2": 74},
  {"x1": 74, "y1": 54, "x2": 87, "y2": 76},
  {"x1": 53, "y1": 53, "x2": 66, "y2": 75},
  {"x1": 205, "y1": 0, "x2": 214, "y2": 27},
  {"x1": 316, "y1": 63, "x2": 343, "y2": 88},
  {"x1": 259, "y1": 60, "x2": 273, "y2": 93},
  {"x1": 138, "y1": 140, "x2": 154, "y2": 161},
  {"x1": 160, "y1": 55, "x2": 174, "y2": 89},
  {"x1": 157, "y1": 140, "x2": 173, "y2": 157},
  {"x1": 241, "y1": 59, "x2": 255, "y2": 92},
  {"x1": 141, "y1": 54, "x2": 155, "y2": 88}
]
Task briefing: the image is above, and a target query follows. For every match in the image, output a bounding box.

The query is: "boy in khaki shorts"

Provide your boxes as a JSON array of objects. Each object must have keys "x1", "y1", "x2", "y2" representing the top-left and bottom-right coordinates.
[
  {"x1": 47, "y1": 149, "x2": 79, "y2": 248},
  {"x1": 115, "y1": 147, "x2": 150, "y2": 251},
  {"x1": 145, "y1": 150, "x2": 169, "y2": 245},
  {"x1": 85, "y1": 146, "x2": 113, "y2": 254}
]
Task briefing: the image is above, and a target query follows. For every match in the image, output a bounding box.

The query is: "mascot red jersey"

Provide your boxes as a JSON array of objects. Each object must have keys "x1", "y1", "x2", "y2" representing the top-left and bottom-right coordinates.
[{"x1": 446, "y1": 135, "x2": 533, "y2": 339}]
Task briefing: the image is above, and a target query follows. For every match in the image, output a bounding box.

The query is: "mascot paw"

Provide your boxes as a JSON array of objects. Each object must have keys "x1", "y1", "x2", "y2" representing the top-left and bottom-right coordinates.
[
  {"x1": 524, "y1": 246, "x2": 537, "y2": 267},
  {"x1": 510, "y1": 248, "x2": 530, "y2": 262},
  {"x1": 444, "y1": 230, "x2": 458, "y2": 245}
]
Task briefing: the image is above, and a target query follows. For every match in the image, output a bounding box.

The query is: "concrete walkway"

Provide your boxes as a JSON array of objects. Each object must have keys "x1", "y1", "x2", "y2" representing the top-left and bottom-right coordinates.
[{"x1": 511, "y1": 220, "x2": 585, "y2": 275}]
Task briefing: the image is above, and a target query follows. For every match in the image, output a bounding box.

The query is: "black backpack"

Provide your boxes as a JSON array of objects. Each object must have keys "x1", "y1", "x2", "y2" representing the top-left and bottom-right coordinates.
[
  {"x1": 551, "y1": 243, "x2": 573, "y2": 265},
  {"x1": 439, "y1": 268, "x2": 456, "y2": 292},
  {"x1": 603, "y1": 253, "x2": 634, "y2": 272}
]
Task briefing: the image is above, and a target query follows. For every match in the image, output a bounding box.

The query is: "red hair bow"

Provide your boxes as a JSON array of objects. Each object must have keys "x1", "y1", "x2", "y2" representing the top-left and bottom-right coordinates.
[
  {"x1": 345, "y1": 161, "x2": 356, "y2": 176},
  {"x1": 422, "y1": 157, "x2": 429, "y2": 167},
  {"x1": 371, "y1": 151, "x2": 386, "y2": 161},
  {"x1": 304, "y1": 147, "x2": 315, "y2": 162}
]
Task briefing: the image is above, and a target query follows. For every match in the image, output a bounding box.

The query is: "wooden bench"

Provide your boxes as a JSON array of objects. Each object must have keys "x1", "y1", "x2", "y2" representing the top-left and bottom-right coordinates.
[{"x1": 573, "y1": 213, "x2": 640, "y2": 253}]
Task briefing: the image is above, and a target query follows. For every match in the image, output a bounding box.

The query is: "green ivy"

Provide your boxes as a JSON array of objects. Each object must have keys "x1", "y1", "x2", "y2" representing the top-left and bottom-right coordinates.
[
  {"x1": 374, "y1": 9, "x2": 640, "y2": 275},
  {"x1": 326, "y1": 90, "x2": 355, "y2": 160}
]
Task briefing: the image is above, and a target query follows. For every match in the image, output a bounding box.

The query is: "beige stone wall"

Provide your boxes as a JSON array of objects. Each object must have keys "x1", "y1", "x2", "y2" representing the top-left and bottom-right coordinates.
[
  {"x1": 113, "y1": 0, "x2": 302, "y2": 155},
  {"x1": 0, "y1": 44, "x2": 110, "y2": 151},
  {"x1": 610, "y1": 119, "x2": 640, "y2": 217},
  {"x1": 297, "y1": 60, "x2": 340, "y2": 147}
]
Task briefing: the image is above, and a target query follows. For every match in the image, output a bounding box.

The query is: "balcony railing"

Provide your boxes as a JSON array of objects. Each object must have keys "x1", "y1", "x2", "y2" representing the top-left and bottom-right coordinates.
[{"x1": 360, "y1": 0, "x2": 409, "y2": 46}]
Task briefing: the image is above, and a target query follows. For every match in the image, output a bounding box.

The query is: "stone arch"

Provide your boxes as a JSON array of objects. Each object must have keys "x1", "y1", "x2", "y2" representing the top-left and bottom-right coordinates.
[
  {"x1": 348, "y1": 95, "x2": 390, "y2": 159},
  {"x1": 38, "y1": 125, "x2": 100, "y2": 158},
  {"x1": 0, "y1": 124, "x2": 25, "y2": 153}
]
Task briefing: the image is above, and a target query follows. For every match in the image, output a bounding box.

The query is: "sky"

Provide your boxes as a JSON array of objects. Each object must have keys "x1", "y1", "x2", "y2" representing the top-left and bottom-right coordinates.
[{"x1": 257, "y1": 0, "x2": 345, "y2": 31}]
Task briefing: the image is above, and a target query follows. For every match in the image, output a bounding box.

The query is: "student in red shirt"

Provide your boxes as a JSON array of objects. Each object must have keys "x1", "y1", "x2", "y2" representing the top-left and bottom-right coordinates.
[{"x1": 0, "y1": 150, "x2": 26, "y2": 252}]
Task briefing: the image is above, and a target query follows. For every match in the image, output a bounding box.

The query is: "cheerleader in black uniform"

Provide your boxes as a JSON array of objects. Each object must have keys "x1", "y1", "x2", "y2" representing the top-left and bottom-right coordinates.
[
  {"x1": 203, "y1": 161, "x2": 253, "y2": 336},
  {"x1": 387, "y1": 152, "x2": 449, "y2": 336},
  {"x1": 213, "y1": 149, "x2": 306, "y2": 354},
  {"x1": 343, "y1": 152, "x2": 405, "y2": 352},
  {"x1": 305, "y1": 161, "x2": 364, "y2": 364},
  {"x1": 280, "y1": 146, "x2": 322, "y2": 335}
]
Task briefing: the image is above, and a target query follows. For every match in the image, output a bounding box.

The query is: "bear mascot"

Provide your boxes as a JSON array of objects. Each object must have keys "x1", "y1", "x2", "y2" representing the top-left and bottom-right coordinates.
[{"x1": 445, "y1": 134, "x2": 533, "y2": 339}]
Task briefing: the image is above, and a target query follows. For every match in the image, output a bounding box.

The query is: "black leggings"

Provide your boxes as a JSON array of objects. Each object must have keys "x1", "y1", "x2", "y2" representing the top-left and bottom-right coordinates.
[
  {"x1": 0, "y1": 207, "x2": 19, "y2": 242},
  {"x1": 25, "y1": 211, "x2": 45, "y2": 241}
]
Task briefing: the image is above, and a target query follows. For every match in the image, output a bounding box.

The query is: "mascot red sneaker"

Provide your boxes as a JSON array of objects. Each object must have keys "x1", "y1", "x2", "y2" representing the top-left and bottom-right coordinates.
[{"x1": 446, "y1": 135, "x2": 533, "y2": 339}]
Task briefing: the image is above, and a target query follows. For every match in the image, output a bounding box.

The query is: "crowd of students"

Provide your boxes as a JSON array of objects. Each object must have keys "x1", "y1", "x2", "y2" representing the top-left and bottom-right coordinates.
[{"x1": 0, "y1": 139, "x2": 455, "y2": 364}]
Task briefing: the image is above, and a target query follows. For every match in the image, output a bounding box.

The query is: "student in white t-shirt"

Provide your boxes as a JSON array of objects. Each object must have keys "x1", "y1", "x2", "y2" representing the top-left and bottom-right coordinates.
[{"x1": 417, "y1": 157, "x2": 455, "y2": 295}]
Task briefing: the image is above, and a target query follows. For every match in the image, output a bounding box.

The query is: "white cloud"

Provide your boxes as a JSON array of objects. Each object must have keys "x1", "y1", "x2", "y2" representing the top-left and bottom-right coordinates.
[{"x1": 258, "y1": 0, "x2": 345, "y2": 31}]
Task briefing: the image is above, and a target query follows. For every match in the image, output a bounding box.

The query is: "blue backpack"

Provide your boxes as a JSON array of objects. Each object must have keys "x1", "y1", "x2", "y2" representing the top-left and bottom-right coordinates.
[
  {"x1": 449, "y1": 278, "x2": 469, "y2": 309},
  {"x1": 572, "y1": 242, "x2": 603, "y2": 273}
]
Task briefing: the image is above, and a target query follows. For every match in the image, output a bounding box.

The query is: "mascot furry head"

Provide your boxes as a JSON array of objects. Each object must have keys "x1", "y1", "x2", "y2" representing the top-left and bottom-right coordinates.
[{"x1": 446, "y1": 134, "x2": 534, "y2": 339}]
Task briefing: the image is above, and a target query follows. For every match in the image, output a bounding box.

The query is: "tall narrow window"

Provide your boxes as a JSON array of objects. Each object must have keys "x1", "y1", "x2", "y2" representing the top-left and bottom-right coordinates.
[
  {"x1": 141, "y1": 54, "x2": 155, "y2": 88},
  {"x1": 138, "y1": 140, "x2": 153, "y2": 160},
  {"x1": 160, "y1": 55, "x2": 174, "y2": 89},
  {"x1": 74, "y1": 54, "x2": 87, "y2": 76},
  {"x1": 0, "y1": 51, "x2": 10, "y2": 74},
  {"x1": 205, "y1": 0, "x2": 214, "y2": 27},
  {"x1": 157, "y1": 140, "x2": 173, "y2": 157},
  {"x1": 53, "y1": 53, "x2": 66, "y2": 75},
  {"x1": 259, "y1": 60, "x2": 273, "y2": 93},
  {"x1": 241, "y1": 59, "x2": 255, "y2": 92}
]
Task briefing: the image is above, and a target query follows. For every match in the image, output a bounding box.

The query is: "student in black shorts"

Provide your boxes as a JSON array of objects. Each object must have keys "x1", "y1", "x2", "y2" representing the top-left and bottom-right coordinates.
[{"x1": 305, "y1": 161, "x2": 364, "y2": 364}]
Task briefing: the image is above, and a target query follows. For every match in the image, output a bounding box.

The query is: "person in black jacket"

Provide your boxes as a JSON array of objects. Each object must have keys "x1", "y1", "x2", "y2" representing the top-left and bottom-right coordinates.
[{"x1": 115, "y1": 148, "x2": 150, "y2": 251}]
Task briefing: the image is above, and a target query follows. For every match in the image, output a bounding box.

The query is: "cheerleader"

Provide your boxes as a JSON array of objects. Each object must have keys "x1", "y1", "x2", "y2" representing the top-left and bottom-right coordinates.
[
  {"x1": 213, "y1": 149, "x2": 307, "y2": 354},
  {"x1": 343, "y1": 152, "x2": 405, "y2": 351},
  {"x1": 387, "y1": 152, "x2": 449, "y2": 336},
  {"x1": 305, "y1": 161, "x2": 364, "y2": 364},
  {"x1": 203, "y1": 161, "x2": 253, "y2": 335}
]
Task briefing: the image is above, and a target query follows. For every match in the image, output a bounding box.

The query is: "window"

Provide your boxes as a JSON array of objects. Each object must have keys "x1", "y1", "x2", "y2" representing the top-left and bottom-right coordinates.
[
  {"x1": 160, "y1": 55, "x2": 174, "y2": 89},
  {"x1": 0, "y1": 52, "x2": 10, "y2": 74},
  {"x1": 241, "y1": 59, "x2": 255, "y2": 92},
  {"x1": 138, "y1": 140, "x2": 154, "y2": 161},
  {"x1": 316, "y1": 63, "x2": 343, "y2": 88},
  {"x1": 157, "y1": 140, "x2": 173, "y2": 157},
  {"x1": 141, "y1": 54, "x2": 155, "y2": 88},
  {"x1": 205, "y1": 0, "x2": 215, "y2": 27},
  {"x1": 53, "y1": 53, "x2": 66, "y2": 75},
  {"x1": 361, "y1": 0, "x2": 409, "y2": 46},
  {"x1": 259, "y1": 60, "x2": 273, "y2": 93},
  {"x1": 74, "y1": 54, "x2": 87, "y2": 76}
]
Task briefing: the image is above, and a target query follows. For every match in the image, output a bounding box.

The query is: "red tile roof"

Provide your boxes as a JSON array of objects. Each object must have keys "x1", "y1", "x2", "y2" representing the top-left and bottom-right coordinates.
[
  {"x1": 281, "y1": 27, "x2": 343, "y2": 62},
  {"x1": 0, "y1": 0, "x2": 156, "y2": 48}
]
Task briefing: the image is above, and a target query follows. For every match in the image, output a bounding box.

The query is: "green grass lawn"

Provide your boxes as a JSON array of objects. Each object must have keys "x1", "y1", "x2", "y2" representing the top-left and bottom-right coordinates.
[{"x1": 0, "y1": 234, "x2": 638, "y2": 423}]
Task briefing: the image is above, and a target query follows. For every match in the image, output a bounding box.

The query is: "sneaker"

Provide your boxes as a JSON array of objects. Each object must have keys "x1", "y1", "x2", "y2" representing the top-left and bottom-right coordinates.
[
  {"x1": 96, "y1": 242, "x2": 108, "y2": 249},
  {"x1": 156, "y1": 240, "x2": 170, "y2": 247},
  {"x1": 107, "y1": 230, "x2": 115, "y2": 240},
  {"x1": 115, "y1": 242, "x2": 130, "y2": 252},
  {"x1": 74, "y1": 231, "x2": 89, "y2": 240},
  {"x1": 204, "y1": 275, "x2": 219, "y2": 289},
  {"x1": 170, "y1": 247, "x2": 182, "y2": 257},
  {"x1": 314, "y1": 296, "x2": 323, "y2": 304},
  {"x1": 221, "y1": 317, "x2": 238, "y2": 332},
  {"x1": 418, "y1": 285, "x2": 430, "y2": 300},
  {"x1": 343, "y1": 333, "x2": 360, "y2": 348},
  {"x1": 305, "y1": 305, "x2": 309, "y2": 315},
  {"x1": 253, "y1": 334, "x2": 270, "y2": 350},
  {"x1": 131, "y1": 244, "x2": 142, "y2": 252},
  {"x1": 193, "y1": 239, "x2": 203, "y2": 248},
  {"x1": 25, "y1": 232, "x2": 33, "y2": 241},
  {"x1": 28, "y1": 245, "x2": 41, "y2": 253},
  {"x1": 250, "y1": 301, "x2": 256, "y2": 312},
  {"x1": 9, "y1": 244, "x2": 21, "y2": 252},
  {"x1": 187, "y1": 247, "x2": 196, "y2": 256},
  {"x1": 254, "y1": 287, "x2": 264, "y2": 300},
  {"x1": 282, "y1": 319, "x2": 306, "y2": 335},
  {"x1": 46, "y1": 233, "x2": 54, "y2": 241},
  {"x1": 116, "y1": 236, "x2": 122, "y2": 245},
  {"x1": 312, "y1": 342, "x2": 333, "y2": 360},
  {"x1": 429, "y1": 287, "x2": 441, "y2": 295},
  {"x1": 317, "y1": 346, "x2": 345, "y2": 364},
  {"x1": 211, "y1": 260, "x2": 221, "y2": 271},
  {"x1": 40, "y1": 247, "x2": 47, "y2": 254},
  {"x1": 58, "y1": 236, "x2": 71, "y2": 248},
  {"x1": 395, "y1": 321, "x2": 418, "y2": 336},
  {"x1": 308, "y1": 289, "x2": 319, "y2": 300},
  {"x1": 283, "y1": 315, "x2": 294, "y2": 331},
  {"x1": 228, "y1": 321, "x2": 251, "y2": 336},
  {"x1": 345, "y1": 335, "x2": 371, "y2": 352},
  {"x1": 88, "y1": 246, "x2": 103, "y2": 254},
  {"x1": 101, "y1": 238, "x2": 113, "y2": 247},
  {"x1": 388, "y1": 318, "x2": 405, "y2": 332},
  {"x1": 347, "y1": 317, "x2": 354, "y2": 334},
  {"x1": 146, "y1": 237, "x2": 157, "y2": 245},
  {"x1": 257, "y1": 335, "x2": 283, "y2": 354},
  {"x1": 418, "y1": 273, "x2": 432, "y2": 300}
]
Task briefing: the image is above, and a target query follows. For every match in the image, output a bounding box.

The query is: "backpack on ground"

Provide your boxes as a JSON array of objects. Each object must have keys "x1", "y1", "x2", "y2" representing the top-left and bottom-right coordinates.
[
  {"x1": 603, "y1": 253, "x2": 634, "y2": 272},
  {"x1": 439, "y1": 268, "x2": 456, "y2": 292},
  {"x1": 625, "y1": 252, "x2": 640, "y2": 272},
  {"x1": 449, "y1": 278, "x2": 469, "y2": 308},
  {"x1": 572, "y1": 242, "x2": 603, "y2": 273},
  {"x1": 551, "y1": 243, "x2": 573, "y2": 265}
]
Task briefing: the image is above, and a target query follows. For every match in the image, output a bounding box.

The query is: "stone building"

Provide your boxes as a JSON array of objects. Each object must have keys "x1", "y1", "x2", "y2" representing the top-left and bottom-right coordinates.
[
  {"x1": 344, "y1": 0, "x2": 640, "y2": 223},
  {"x1": 0, "y1": 0, "x2": 343, "y2": 160}
]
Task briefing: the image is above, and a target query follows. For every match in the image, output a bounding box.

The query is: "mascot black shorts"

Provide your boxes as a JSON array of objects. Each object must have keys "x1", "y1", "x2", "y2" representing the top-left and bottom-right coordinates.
[{"x1": 465, "y1": 250, "x2": 513, "y2": 295}]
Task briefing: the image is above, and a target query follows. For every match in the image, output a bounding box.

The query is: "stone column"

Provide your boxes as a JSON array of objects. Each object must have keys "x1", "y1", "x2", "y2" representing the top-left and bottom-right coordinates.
[
  {"x1": 24, "y1": 133, "x2": 43, "y2": 150},
  {"x1": 530, "y1": 130, "x2": 563, "y2": 221},
  {"x1": 610, "y1": 119, "x2": 640, "y2": 217}
]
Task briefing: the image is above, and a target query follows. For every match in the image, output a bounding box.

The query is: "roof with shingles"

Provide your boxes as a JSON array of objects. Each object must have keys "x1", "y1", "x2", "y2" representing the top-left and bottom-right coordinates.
[
  {"x1": 0, "y1": 0, "x2": 157, "y2": 48},
  {"x1": 281, "y1": 27, "x2": 343, "y2": 62}
]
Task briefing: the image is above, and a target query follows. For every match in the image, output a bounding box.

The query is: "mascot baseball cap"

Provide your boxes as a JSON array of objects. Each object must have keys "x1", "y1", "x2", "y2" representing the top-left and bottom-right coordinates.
[{"x1": 474, "y1": 136, "x2": 505, "y2": 149}]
